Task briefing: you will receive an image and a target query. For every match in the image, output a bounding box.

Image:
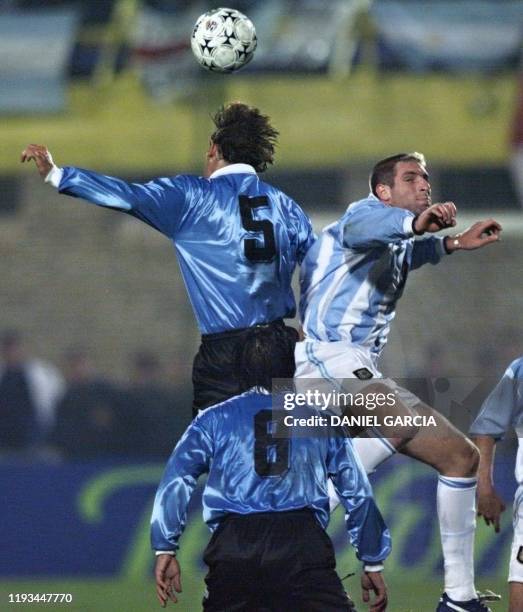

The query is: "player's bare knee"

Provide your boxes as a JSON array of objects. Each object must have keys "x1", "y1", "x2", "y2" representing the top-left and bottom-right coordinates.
[
  {"x1": 465, "y1": 440, "x2": 480, "y2": 475},
  {"x1": 441, "y1": 438, "x2": 479, "y2": 477},
  {"x1": 400, "y1": 419, "x2": 420, "y2": 441}
]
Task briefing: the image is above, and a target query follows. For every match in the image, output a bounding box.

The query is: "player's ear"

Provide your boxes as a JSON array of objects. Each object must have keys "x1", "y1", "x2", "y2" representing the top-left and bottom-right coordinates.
[
  {"x1": 375, "y1": 183, "x2": 391, "y2": 203},
  {"x1": 208, "y1": 142, "x2": 222, "y2": 161}
]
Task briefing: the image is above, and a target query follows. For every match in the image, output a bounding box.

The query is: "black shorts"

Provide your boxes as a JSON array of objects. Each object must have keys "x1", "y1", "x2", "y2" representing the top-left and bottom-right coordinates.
[
  {"x1": 202, "y1": 509, "x2": 355, "y2": 612},
  {"x1": 192, "y1": 320, "x2": 298, "y2": 416}
]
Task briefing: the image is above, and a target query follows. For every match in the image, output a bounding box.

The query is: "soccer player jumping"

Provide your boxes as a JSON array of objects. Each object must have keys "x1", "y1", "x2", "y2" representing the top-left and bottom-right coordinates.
[
  {"x1": 21, "y1": 102, "x2": 315, "y2": 414},
  {"x1": 295, "y1": 152, "x2": 502, "y2": 612}
]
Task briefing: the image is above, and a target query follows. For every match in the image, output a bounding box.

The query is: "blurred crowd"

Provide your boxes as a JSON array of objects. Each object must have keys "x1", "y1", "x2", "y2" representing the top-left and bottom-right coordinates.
[
  {"x1": 1, "y1": 325, "x2": 520, "y2": 463},
  {"x1": 0, "y1": 329, "x2": 192, "y2": 461}
]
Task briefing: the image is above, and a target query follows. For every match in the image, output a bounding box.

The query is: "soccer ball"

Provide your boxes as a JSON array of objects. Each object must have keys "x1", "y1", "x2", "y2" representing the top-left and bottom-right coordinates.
[{"x1": 191, "y1": 8, "x2": 257, "y2": 73}]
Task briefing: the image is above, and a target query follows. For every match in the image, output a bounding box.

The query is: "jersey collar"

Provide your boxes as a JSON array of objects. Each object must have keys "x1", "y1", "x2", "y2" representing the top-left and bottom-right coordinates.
[{"x1": 209, "y1": 163, "x2": 257, "y2": 179}]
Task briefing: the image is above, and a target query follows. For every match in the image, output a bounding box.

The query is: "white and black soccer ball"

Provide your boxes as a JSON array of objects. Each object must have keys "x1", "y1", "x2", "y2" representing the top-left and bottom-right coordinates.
[{"x1": 191, "y1": 7, "x2": 257, "y2": 73}]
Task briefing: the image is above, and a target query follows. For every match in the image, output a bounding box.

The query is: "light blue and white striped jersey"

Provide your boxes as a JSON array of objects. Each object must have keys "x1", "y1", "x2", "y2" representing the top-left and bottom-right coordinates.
[
  {"x1": 470, "y1": 356, "x2": 523, "y2": 484},
  {"x1": 56, "y1": 164, "x2": 315, "y2": 335},
  {"x1": 300, "y1": 195, "x2": 446, "y2": 356}
]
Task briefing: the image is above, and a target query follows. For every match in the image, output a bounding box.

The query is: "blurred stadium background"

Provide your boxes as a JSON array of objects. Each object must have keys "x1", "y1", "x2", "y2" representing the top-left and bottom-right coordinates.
[{"x1": 1, "y1": 0, "x2": 523, "y2": 610}]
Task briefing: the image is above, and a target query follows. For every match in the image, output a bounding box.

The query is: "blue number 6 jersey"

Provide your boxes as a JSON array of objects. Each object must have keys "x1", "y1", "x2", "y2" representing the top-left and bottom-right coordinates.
[{"x1": 150, "y1": 388, "x2": 391, "y2": 565}]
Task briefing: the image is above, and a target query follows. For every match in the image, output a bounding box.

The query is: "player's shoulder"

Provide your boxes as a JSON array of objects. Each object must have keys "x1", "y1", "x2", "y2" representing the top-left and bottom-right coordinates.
[
  {"x1": 197, "y1": 388, "x2": 271, "y2": 421},
  {"x1": 188, "y1": 171, "x2": 266, "y2": 195},
  {"x1": 258, "y1": 178, "x2": 305, "y2": 209},
  {"x1": 319, "y1": 196, "x2": 379, "y2": 236},
  {"x1": 345, "y1": 194, "x2": 384, "y2": 216},
  {"x1": 221, "y1": 387, "x2": 269, "y2": 406},
  {"x1": 168, "y1": 173, "x2": 205, "y2": 187},
  {"x1": 167, "y1": 173, "x2": 243, "y2": 202},
  {"x1": 146, "y1": 173, "x2": 202, "y2": 195},
  {"x1": 507, "y1": 356, "x2": 523, "y2": 379},
  {"x1": 257, "y1": 177, "x2": 284, "y2": 194}
]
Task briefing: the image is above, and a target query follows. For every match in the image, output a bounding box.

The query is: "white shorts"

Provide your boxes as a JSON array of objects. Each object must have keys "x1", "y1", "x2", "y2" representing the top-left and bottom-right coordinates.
[
  {"x1": 295, "y1": 340, "x2": 381, "y2": 380},
  {"x1": 509, "y1": 484, "x2": 523, "y2": 583},
  {"x1": 294, "y1": 339, "x2": 421, "y2": 412}
]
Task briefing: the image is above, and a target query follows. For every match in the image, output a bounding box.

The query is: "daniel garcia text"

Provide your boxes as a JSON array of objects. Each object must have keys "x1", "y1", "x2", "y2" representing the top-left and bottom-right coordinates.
[{"x1": 283, "y1": 414, "x2": 437, "y2": 428}]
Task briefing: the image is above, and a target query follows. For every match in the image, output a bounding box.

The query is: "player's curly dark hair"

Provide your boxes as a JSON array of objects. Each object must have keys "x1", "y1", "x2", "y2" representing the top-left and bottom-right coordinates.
[
  {"x1": 370, "y1": 152, "x2": 426, "y2": 197},
  {"x1": 211, "y1": 102, "x2": 279, "y2": 173},
  {"x1": 237, "y1": 325, "x2": 298, "y2": 392}
]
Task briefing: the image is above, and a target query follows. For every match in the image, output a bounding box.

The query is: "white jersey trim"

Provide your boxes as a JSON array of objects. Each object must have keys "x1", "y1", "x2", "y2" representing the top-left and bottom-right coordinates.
[{"x1": 209, "y1": 164, "x2": 256, "y2": 179}]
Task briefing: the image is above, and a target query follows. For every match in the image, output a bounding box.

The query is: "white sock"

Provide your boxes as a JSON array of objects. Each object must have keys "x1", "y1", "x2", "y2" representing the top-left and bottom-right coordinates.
[
  {"x1": 328, "y1": 437, "x2": 396, "y2": 512},
  {"x1": 352, "y1": 436, "x2": 396, "y2": 474},
  {"x1": 437, "y1": 475, "x2": 477, "y2": 601}
]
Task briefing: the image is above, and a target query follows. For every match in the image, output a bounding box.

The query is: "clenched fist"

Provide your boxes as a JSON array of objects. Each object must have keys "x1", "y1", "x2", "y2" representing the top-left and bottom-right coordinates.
[{"x1": 413, "y1": 202, "x2": 457, "y2": 234}]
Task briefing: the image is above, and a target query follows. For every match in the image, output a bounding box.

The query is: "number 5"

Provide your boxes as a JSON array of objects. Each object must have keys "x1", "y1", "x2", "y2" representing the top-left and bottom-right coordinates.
[{"x1": 239, "y1": 195, "x2": 277, "y2": 263}]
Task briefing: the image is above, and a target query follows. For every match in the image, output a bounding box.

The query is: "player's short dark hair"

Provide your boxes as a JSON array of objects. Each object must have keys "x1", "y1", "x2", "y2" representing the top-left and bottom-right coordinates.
[
  {"x1": 237, "y1": 325, "x2": 298, "y2": 392},
  {"x1": 369, "y1": 152, "x2": 426, "y2": 196},
  {"x1": 211, "y1": 102, "x2": 279, "y2": 173}
]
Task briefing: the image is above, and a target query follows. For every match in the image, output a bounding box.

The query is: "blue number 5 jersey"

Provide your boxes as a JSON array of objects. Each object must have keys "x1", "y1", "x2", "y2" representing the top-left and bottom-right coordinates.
[{"x1": 55, "y1": 164, "x2": 315, "y2": 334}]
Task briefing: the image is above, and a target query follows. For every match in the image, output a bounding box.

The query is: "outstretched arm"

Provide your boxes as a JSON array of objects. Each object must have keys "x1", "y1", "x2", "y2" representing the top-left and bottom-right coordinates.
[
  {"x1": 342, "y1": 200, "x2": 415, "y2": 249},
  {"x1": 443, "y1": 219, "x2": 502, "y2": 253},
  {"x1": 21, "y1": 144, "x2": 54, "y2": 177},
  {"x1": 21, "y1": 144, "x2": 187, "y2": 237},
  {"x1": 343, "y1": 200, "x2": 458, "y2": 250},
  {"x1": 411, "y1": 212, "x2": 502, "y2": 269}
]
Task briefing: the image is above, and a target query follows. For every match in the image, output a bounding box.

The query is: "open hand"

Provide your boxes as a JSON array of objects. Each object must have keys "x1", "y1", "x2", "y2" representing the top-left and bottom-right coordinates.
[
  {"x1": 20, "y1": 144, "x2": 54, "y2": 178},
  {"x1": 452, "y1": 219, "x2": 502, "y2": 250}
]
